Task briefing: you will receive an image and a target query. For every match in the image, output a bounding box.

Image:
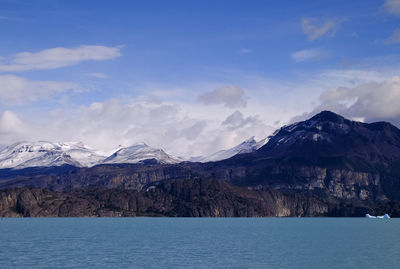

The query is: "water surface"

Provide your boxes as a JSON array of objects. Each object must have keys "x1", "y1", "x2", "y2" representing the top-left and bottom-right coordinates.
[{"x1": 0, "y1": 218, "x2": 399, "y2": 268}]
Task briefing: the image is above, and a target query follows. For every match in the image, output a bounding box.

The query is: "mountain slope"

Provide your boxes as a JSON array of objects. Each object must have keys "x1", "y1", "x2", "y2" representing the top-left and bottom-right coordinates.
[
  {"x1": 102, "y1": 142, "x2": 182, "y2": 164},
  {"x1": 195, "y1": 136, "x2": 268, "y2": 162},
  {"x1": 0, "y1": 141, "x2": 105, "y2": 169},
  {"x1": 256, "y1": 111, "x2": 400, "y2": 170},
  {"x1": 0, "y1": 141, "x2": 182, "y2": 169},
  {"x1": 211, "y1": 111, "x2": 400, "y2": 201}
]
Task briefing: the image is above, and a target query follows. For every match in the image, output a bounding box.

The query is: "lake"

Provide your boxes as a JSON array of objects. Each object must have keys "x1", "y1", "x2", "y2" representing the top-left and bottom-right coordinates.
[{"x1": 0, "y1": 218, "x2": 399, "y2": 268}]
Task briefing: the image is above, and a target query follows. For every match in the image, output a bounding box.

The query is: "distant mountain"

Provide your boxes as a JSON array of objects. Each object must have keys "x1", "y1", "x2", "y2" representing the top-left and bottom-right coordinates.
[
  {"x1": 102, "y1": 142, "x2": 182, "y2": 165},
  {"x1": 0, "y1": 141, "x2": 105, "y2": 169},
  {"x1": 0, "y1": 141, "x2": 183, "y2": 169},
  {"x1": 194, "y1": 136, "x2": 268, "y2": 162}
]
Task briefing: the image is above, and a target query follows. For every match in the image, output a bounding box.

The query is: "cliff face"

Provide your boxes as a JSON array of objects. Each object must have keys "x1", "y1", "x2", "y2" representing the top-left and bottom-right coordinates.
[
  {"x1": 0, "y1": 164, "x2": 195, "y2": 191},
  {"x1": 0, "y1": 178, "x2": 329, "y2": 217},
  {"x1": 0, "y1": 162, "x2": 390, "y2": 202},
  {"x1": 212, "y1": 163, "x2": 387, "y2": 201}
]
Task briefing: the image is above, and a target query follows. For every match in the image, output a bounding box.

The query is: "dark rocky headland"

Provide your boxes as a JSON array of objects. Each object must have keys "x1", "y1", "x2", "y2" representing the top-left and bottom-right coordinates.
[{"x1": 1, "y1": 111, "x2": 400, "y2": 217}]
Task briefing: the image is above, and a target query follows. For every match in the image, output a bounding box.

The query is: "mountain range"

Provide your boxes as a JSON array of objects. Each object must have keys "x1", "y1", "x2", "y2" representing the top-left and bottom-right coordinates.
[
  {"x1": 0, "y1": 141, "x2": 185, "y2": 170},
  {"x1": 0, "y1": 135, "x2": 269, "y2": 169},
  {"x1": 2, "y1": 110, "x2": 400, "y2": 217}
]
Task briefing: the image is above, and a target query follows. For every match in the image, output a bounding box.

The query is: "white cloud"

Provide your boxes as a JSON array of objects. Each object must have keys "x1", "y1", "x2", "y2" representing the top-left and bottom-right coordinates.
[
  {"x1": 384, "y1": 28, "x2": 400, "y2": 44},
  {"x1": 88, "y1": 72, "x2": 108, "y2": 79},
  {"x1": 293, "y1": 76, "x2": 400, "y2": 125},
  {"x1": 0, "y1": 111, "x2": 26, "y2": 145},
  {"x1": 301, "y1": 17, "x2": 341, "y2": 41},
  {"x1": 0, "y1": 111, "x2": 23, "y2": 132},
  {"x1": 0, "y1": 75, "x2": 81, "y2": 105},
  {"x1": 384, "y1": 0, "x2": 400, "y2": 15},
  {"x1": 197, "y1": 85, "x2": 247, "y2": 108},
  {"x1": 292, "y1": 49, "x2": 329, "y2": 62},
  {"x1": 222, "y1": 110, "x2": 258, "y2": 130},
  {"x1": 0, "y1": 45, "x2": 122, "y2": 72}
]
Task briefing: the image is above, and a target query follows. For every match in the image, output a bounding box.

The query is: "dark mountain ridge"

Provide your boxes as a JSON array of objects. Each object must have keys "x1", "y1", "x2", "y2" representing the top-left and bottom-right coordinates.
[{"x1": 257, "y1": 111, "x2": 400, "y2": 169}]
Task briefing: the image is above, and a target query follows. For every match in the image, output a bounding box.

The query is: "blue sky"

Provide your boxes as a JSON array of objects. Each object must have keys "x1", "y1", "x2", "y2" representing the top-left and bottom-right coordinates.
[{"x1": 0, "y1": 0, "x2": 400, "y2": 157}]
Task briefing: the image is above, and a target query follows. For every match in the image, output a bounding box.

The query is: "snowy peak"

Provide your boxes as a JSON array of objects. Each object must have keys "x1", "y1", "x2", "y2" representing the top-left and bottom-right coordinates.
[
  {"x1": 59, "y1": 142, "x2": 106, "y2": 167},
  {"x1": 103, "y1": 142, "x2": 182, "y2": 165},
  {"x1": 0, "y1": 141, "x2": 105, "y2": 169},
  {"x1": 197, "y1": 136, "x2": 268, "y2": 162},
  {"x1": 0, "y1": 141, "x2": 78, "y2": 169},
  {"x1": 0, "y1": 140, "x2": 182, "y2": 169}
]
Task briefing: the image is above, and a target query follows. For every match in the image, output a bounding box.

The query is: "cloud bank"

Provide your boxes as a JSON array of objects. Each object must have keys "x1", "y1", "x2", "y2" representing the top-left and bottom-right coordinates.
[
  {"x1": 292, "y1": 76, "x2": 400, "y2": 126},
  {"x1": 0, "y1": 97, "x2": 273, "y2": 158}
]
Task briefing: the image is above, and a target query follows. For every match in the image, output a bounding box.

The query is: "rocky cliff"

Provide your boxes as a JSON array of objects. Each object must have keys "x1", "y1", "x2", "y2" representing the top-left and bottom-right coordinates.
[{"x1": 0, "y1": 178, "x2": 329, "y2": 217}]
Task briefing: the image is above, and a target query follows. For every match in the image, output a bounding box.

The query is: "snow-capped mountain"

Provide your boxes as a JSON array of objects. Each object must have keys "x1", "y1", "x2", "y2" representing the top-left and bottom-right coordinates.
[
  {"x1": 60, "y1": 142, "x2": 106, "y2": 167},
  {"x1": 0, "y1": 141, "x2": 183, "y2": 169},
  {"x1": 258, "y1": 110, "x2": 355, "y2": 155},
  {"x1": 194, "y1": 136, "x2": 268, "y2": 162},
  {"x1": 0, "y1": 137, "x2": 269, "y2": 169},
  {"x1": 102, "y1": 142, "x2": 182, "y2": 164},
  {"x1": 0, "y1": 141, "x2": 105, "y2": 169}
]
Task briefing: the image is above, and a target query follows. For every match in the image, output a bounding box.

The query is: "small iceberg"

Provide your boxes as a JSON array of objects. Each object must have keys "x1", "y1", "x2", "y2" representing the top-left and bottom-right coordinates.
[{"x1": 365, "y1": 213, "x2": 390, "y2": 219}]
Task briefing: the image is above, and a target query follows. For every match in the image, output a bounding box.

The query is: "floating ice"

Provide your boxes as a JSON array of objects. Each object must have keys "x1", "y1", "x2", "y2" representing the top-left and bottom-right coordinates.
[{"x1": 365, "y1": 213, "x2": 390, "y2": 219}]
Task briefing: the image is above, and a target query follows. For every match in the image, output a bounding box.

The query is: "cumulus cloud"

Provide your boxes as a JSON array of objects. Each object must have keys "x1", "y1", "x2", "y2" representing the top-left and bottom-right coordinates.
[
  {"x1": 0, "y1": 111, "x2": 26, "y2": 145},
  {"x1": 0, "y1": 75, "x2": 81, "y2": 105},
  {"x1": 384, "y1": 0, "x2": 400, "y2": 15},
  {"x1": 197, "y1": 86, "x2": 247, "y2": 108},
  {"x1": 384, "y1": 28, "x2": 400, "y2": 44},
  {"x1": 222, "y1": 110, "x2": 258, "y2": 129},
  {"x1": 165, "y1": 121, "x2": 208, "y2": 141},
  {"x1": 301, "y1": 17, "x2": 341, "y2": 41},
  {"x1": 292, "y1": 49, "x2": 329, "y2": 62},
  {"x1": 294, "y1": 76, "x2": 400, "y2": 125},
  {"x1": 0, "y1": 110, "x2": 23, "y2": 132},
  {"x1": 0, "y1": 45, "x2": 122, "y2": 72}
]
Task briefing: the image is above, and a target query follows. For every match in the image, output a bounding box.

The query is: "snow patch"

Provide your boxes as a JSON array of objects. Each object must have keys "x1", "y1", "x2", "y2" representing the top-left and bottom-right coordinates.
[{"x1": 196, "y1": 136, "x2": 269, "y2": 162}]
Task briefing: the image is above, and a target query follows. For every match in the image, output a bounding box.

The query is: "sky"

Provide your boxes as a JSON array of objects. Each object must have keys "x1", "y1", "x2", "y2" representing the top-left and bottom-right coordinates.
[{"x1": 0, "y1": 0, "x2": 400, "y2": 158}]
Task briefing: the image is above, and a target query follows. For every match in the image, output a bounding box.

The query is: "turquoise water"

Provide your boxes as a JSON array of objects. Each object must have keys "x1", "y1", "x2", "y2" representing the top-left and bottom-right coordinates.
[{"x1": 0, "y1": 218, "x2": 399, "y2": 268}]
